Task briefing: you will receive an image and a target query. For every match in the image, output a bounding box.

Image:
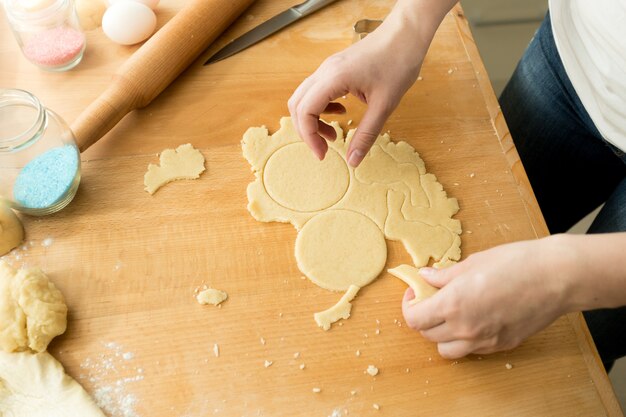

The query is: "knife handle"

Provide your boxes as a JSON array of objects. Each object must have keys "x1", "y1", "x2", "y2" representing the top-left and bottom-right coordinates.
[{"x1": 294, "y1": 0, "x2": 338, "y2": 17}]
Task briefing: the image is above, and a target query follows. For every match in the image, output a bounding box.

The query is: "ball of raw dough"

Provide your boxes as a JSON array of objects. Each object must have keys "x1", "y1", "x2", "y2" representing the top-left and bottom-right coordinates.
[
  {"x1": 0, "y1": 204, "x2": 24, "y2": 256},
  {"x1": 75, "y1": 0, "x2": 108, "y2": 31},
  {"x1": 102, "y1": 1, "x2": 157, "y2": 45},
  {"x1": 0, "y1": 261, "x2": 67, "y2": 353}
]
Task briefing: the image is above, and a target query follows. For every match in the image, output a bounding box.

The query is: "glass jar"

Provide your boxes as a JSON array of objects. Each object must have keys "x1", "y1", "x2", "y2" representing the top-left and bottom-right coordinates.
[
  {"x1": 3, "y1": 0, "x2": 86, "y2": 71},
  {"x1": 0, "y1": 89, "x2": 81, "y2": 216}
]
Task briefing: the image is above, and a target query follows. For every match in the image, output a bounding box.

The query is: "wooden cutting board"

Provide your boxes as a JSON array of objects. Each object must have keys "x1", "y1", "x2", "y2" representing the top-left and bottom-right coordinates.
[{"x1": 0, "y1": 0, "x2": 622, "y2": 416}]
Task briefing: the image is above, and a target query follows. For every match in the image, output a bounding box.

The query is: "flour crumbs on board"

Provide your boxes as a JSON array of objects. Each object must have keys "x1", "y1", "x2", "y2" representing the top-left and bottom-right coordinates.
[{"x1": 79, "y1": 342, "x2": 144, "y2": 417}]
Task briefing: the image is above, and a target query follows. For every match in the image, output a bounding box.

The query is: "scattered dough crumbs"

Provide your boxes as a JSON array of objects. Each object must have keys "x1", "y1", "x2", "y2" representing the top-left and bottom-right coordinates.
[
  {"x1": 356, "y1": 350, "x2": 361, "y2": 357},
  {"x1": 373, "y1": 404, "x2": 380, "y2": 410},
  {"x1": 314, "y1": 285, "x2": 360, "y2": 331},
  {"x1": 264, "y1": 360, "x2": 273, "y2": 368},
  {"x1": 144, "y1": 143, "x2": 205, "y2": 195},
  {"x1": 312, "y1": 387, "x2": 321, "y2": 393},
  {"x1": 196, "y1": 288, "x2": 228, "y2": 306},
  {"x1": 213, "y1": 344, "x2": 219, "y2": 357},
  {"x1": 366, "y1": 365, "x2": 379, "y2": 376},
  {"x1": 505, "y1": 363, "x2": 513, "y2": 370},
  {"x1": 299, "y1": 364, "x2": 306, "y2": 370},
  {"x1": 293, "y1": 352, "x2": 300, "y2": 359},
  {"x1": 388, "y1": 264, "x2": 440, "y2": 305}
]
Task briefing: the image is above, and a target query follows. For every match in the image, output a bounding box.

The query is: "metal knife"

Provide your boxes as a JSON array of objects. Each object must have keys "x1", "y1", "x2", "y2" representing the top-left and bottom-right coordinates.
[{"x1": 204, "y1": 0, "x2": 339, "y2": 65}]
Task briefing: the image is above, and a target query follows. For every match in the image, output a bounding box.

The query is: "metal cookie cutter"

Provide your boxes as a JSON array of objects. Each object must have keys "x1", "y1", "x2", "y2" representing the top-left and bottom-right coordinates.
[{"x1": 353, "y1": 19, "x2": 383, "y2": 42}]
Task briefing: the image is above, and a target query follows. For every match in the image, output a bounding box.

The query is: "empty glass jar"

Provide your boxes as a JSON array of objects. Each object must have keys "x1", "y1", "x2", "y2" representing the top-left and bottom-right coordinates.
[{"x1": 0, "y1": 89, "x2": 81, "y2": 215}]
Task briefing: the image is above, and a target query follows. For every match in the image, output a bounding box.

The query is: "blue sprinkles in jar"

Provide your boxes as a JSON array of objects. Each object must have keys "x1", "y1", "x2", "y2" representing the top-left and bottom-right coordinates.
[{"x1": 13, "y1": 145, "x2": 79, "y2": 209}]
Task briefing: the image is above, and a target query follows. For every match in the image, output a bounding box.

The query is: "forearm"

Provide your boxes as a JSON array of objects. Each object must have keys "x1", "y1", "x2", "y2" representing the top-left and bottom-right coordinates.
[
  {"x1": 372, "y1": 0, "x2": 458, "y2": 69},
  {"x1": 548, "y1": 233, "x2": 626, "y2": 311}
]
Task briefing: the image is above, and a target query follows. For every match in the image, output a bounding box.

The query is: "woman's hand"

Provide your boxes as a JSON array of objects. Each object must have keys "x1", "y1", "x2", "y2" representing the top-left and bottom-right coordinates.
[
  {"x1": 288, "y1": 0, "x2": 454, "y2": 167},
  {"x1": 402, "y1": 237, "x2": 576, "y2": 359}
]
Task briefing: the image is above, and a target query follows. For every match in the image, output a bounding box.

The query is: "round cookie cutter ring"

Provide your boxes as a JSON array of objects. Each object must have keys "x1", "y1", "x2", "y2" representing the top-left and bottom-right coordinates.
[{"x1": 262, "y1": 143, "x2": 351, "y2": 213}]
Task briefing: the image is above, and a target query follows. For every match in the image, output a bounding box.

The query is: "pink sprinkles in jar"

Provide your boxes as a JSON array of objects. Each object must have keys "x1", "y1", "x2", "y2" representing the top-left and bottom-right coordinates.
[{"x1": 22, "y1": 26, "x2": 85, "y2": 67}]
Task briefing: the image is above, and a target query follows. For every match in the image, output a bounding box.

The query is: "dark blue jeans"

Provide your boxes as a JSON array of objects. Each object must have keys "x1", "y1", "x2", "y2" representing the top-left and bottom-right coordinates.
[{"x1": 499, "y1": 13, "x2": 626, "y2": 372}]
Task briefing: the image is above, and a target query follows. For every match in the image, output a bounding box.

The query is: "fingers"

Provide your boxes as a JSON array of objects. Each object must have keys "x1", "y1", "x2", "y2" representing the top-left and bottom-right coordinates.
[
  {"x1": 346, "y1": 100, "x2": 392, "y2": 167},
  {"x1": 420, "y1": 322, "x2": 456, "y2": 343},
  {"x1": 402, "y1": 289, "x2": 445, "y2": 331},
  {"x1": 292, "y1": 82, "x2": 346, "y2": 161},
  {"x1": 437, "y1": 340, "x2": 476, "y2": 359},
  {"x1": 317, "y1": 120, "x2": 337, "y2": 142}
]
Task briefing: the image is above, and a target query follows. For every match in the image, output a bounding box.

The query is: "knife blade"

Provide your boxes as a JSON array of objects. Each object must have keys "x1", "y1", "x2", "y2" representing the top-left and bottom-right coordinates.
[{"x1": 204, "y1": 0, "x2": 339, "y2": 65}]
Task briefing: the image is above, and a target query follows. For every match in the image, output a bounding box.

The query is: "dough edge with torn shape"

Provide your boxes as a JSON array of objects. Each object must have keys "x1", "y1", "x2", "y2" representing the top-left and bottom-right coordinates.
[
  {"x1": 314, "y1": 285, "x2": 360, "y2": 330},
  {"x1": 144, "y1": 143, "x2": 205, "y2": 195},
  {"x1": 0, "y1": 350, "x2": 105, "y2": 417}
]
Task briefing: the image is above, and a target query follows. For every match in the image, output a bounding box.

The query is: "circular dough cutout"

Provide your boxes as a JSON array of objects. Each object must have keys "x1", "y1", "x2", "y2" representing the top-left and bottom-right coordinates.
[
  {"x1": 263, "y1": 142, "x2": 349, "y2": 212},
  {"x1": 296, "y1": 210, "x2": 387, "y2": 291},
  {"x1": 0, "y1": 205, "x2": 24, "y2": 256}
]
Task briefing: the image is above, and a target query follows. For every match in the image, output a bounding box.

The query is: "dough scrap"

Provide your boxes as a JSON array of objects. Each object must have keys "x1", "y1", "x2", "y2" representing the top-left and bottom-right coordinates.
[
  {"x1": 242, "y1": 117, "x2": 461, "y2": 301},
  {"x1": 314, "y1": 285, "x2": 360, "y2": 331},
  {"x1": 388, "y1": 264, "x2": 439, "y2": 305},
  {"x1": 0, "y1": 350, "x2": 105, "y2": 416},
  {"x1": 0, "y1": 204, "x2": 24, "y2": 256},
  {"x1": 196, "y1": 288, "x2": 228, "y2": 306},
  {"x1": 144, "y1": 143, "x2": 205, "y2": 194},
  {"x1": 0, "y1": 261, "x2": 67, "y2": 353},
  {"x1": 296, "y1": 210, "x2": 387, "y2": 291}
]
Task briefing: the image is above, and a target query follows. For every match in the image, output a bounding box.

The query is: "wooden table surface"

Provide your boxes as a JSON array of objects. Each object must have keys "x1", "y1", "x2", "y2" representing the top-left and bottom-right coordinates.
[{"x1": 1, "y1": 0, "x2": 623, "y2": 416}]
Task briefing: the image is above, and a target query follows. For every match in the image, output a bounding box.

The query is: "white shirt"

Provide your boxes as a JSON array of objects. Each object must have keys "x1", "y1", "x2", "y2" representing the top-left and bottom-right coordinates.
[{"x1": 549, "y1": 0, "x2": 626, "y2": 152}]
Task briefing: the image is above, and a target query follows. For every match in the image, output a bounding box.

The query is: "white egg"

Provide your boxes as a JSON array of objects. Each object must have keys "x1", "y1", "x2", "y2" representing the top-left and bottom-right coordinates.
[
  {"x1": 107, "y1": 0, "x2": 160, "y2": 10},
  {"x1": 102, "y1": 1, "x2": 157, "y2": 45}
]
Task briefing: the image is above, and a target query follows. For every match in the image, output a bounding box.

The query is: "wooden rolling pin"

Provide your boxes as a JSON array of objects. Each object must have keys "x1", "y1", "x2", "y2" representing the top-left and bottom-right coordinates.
[{"x1": 72, "y1": 0, "x2": 255, "y2": 152}]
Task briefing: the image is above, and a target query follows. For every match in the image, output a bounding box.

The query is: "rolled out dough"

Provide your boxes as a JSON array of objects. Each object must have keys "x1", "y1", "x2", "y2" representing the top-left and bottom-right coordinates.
[
  {"x1": 295, "y1": 210, "x2": 387, "y2": 291},
  {"x1": 0, "y1": 261, "x2": 67, "y2": 353},
  {"x1": 144, "y1": 143, "x2": 205, "y2": 194},
  {"x1": 388, "y1": 264, "x2": 439, "y2": 305},
  {"x1": 242, "y1": 117, "x2": 462, "y2": 295},
  {"x1": 313, "y1": 285, "x2": 360, "y2": 331},
  {"x1": 0, "y1": 351, "x2": 105, "y2": 417},
  {"x1": 0, "y1": 204, "x2": 24, "y2": 256}
]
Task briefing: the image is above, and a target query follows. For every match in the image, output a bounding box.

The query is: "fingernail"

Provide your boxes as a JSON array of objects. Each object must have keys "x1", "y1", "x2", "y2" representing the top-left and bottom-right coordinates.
[
  {"x1": 348, "y1": 149, "x2": 364, "y2": 167},
  {"x1": 419, "y1": 267, "x2": 436, "y2": 278}
]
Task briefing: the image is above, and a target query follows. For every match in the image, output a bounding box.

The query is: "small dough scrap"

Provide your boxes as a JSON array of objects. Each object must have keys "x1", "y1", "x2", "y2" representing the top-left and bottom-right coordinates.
[
  {"x1": 196, "y1": 288, "x2": 228, "y2": 306},
  {"x1": 314, "y1": 285, "x2": 360, "y2": 330},
  {"x1": 0, "y1": 261, "x2": 67, "y2": 353},
  {"x1": 388, "y1": 264, "x2": 438, "y2": 305},
  {"x1": 75, "y1": 0, "x2": 107, "y2": 30},
  {"x1": 366, "y1": 365, "x2": 379, "y2": 376},
  {"x1": 0, "y1": 350, "x2": 105, "y2": 416},
  {"x1": 0, "y1": 204, "x2": 24, "y2": 256},
  {"x1": 296, "y1": 210, "x2": 387, "y2": 291},
  {"x1": 144, "y1": 144, "x2": 205, "y2": 195}
]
